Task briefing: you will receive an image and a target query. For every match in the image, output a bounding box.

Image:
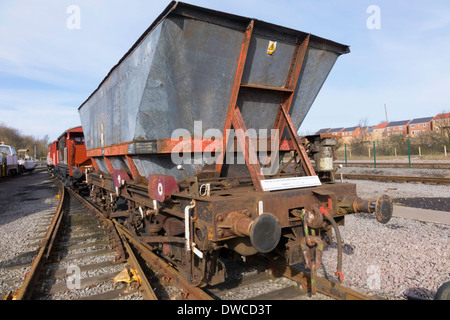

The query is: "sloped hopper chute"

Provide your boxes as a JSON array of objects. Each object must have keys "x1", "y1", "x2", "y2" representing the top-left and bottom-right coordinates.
[{"x1": 78, "y1": 1, "x2": 350, "y2": 182}]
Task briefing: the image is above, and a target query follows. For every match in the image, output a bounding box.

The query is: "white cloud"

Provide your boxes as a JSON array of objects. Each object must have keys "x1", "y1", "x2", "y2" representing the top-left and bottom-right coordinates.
[{"x1": 0, "y1": 88, "x2": 82, "y2": 141}]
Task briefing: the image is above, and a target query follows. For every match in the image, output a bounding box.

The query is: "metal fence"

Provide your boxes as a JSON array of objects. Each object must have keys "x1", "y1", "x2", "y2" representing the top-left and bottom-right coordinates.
[{"x1": 335, "y1": 136, "x2": 449, "y2": 167}]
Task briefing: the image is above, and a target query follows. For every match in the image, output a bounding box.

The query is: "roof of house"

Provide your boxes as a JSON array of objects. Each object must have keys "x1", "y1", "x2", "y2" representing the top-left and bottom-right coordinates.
[
  {"x1": 316, "y1": 128, "x2": 331, "y2": 134},
  {"x1": 434, "y1": 112, "x2": 450, "y2": 120},
  {"x1": 373, "y1": 123, "x2": 388, "y2": 129},
  {"x1": 342, "y1": 126, "x2": 360, "y2": 132},
  {"x1": 328, "y1": 127, "x2": 344, "y2": 133},
  {"x1": 365, "y1": 126, "x2": 374, "y2": 133},
  {"x1": 386, "y1": 120, "x2": 410, "y2": 127},
  {"x1": 409, "y1": 117, "x2": 434, "y2": 124}
]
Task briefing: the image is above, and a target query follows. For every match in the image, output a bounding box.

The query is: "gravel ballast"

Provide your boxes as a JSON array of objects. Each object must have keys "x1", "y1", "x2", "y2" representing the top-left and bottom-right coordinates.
[
  {"x1": 319, "y1": 212, "x2": 449, "y2": 299},
  {"x1": 0, "y1": 170, "x2": 60, "y2": 297},
  {"x1": 319, "y1": 177, "x2": 449, "y2": 300}
]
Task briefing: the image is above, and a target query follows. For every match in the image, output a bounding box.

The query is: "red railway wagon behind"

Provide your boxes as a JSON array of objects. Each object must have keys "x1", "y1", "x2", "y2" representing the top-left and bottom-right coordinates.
[
  {"x1": 53, "y1": 126, "x2": 92, "y2": 187},
  {"x1": 47, "y1": 140, "x2": 58, "y2": 170}
]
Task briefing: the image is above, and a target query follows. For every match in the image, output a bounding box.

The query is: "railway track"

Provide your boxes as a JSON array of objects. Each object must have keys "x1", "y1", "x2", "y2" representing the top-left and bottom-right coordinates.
[
  {"x1": 6, "y1": 184, "x2": 140, "y2": 300},
  {"x1": 79, "y1": 190, "x2": 377, "y2": 301},
  {"x1": 341, "y1": 173, "x2": 450, "y2": 185},
  {"x1": 6, "y1": 178, "x2": 448, "y2": 302},
  {"x1": 335, "y1": 161, "x2": 450, "y2": 169},
  {"x1": 5, "y1": 182, "x2": 380, "y2": 301},
  {"x1": 4, "y1": 183, "x2": 212, "y2": 300},
  {"x1": 204, "y1": 257, "x2": 376, "y2": 300}
]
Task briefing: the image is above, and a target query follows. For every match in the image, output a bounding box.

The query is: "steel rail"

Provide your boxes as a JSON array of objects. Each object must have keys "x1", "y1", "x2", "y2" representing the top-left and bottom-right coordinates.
[
  {"x1": 111, "y1": 219, "x2": 214, "y2": 300},
  {"x1": 115, "y1": 225, "x2": 158, "y2": 300},
  {"x1": 66, "y1": 189, "x2": 157, "y2": 299},
  {"x1": 278, "y1": 265, "x2": 377, "y2": 300},
  {"x1": 70, "y1": 188, "x2": 378, "y2": 300},
  {"x1": 248, "y1": 256, "x2": 377, "y2": 300},
  {"x1": 67, "y1": 188, "x2": 126, "y2": 262},
  {"x1": 259, "y1": 259, "x2": 376, "y2": 300},
  {"x1": 9, "y1": 182, "x2": 66, "y2": 300},
  {"x1": 69, "y1": 189, "x2": 212, "y2": 300},
  {"x1": 342, "y1": 174, "x2": 450, "y2": 185},
  {"x1": 335, "y1": 161, "x2": 450, "y2": 168},
  {"x1": 44, "y1": 187, "x2": 381, "y2": 301}
]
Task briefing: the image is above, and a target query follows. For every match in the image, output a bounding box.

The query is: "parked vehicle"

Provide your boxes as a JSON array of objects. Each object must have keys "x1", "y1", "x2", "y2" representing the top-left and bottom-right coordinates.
[
  {"x1": 0, "y1": 151, "x2": 6, "y2": 177},
  {"x1": 18, "y1": 149, "x2": 37, "y2": 173},
  {"x1": 0, "y1": 142, "x2": 19, "y2": 176}
]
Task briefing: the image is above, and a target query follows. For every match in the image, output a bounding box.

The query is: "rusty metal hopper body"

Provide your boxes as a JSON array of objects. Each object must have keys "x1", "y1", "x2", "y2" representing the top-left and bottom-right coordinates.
[{"x1": 78, "y1": 1, "x2": 349, "y2": 182}]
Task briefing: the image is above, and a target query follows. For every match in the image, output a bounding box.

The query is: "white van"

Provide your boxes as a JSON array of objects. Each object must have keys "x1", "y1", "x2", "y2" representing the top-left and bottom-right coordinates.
[{"x1": 0, "y1": 143, "x2": 19, "y2": 175}]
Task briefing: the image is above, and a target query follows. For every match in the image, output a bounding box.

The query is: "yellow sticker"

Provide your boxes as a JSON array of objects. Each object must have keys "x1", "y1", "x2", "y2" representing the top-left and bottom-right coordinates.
[{"x1": 267, "y1": 41, "x2": 277, "y2": 55}]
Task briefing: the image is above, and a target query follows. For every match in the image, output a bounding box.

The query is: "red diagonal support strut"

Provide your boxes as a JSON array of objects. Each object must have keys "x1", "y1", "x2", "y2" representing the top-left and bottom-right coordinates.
[
  {"x1": 231, "y1": 107, "x2": 264, "y2": 192},
  {"x1": 215, "y1": 20, "x2": 254, "y2": 176},
  {"x1": 279, "y1": 105, "x2": 316, "y2": 176},
  {"x1": 272, "y1": 34, "x2": 315, "y2": 176},
  {"x1": 273, "y1": 35, "x2": 310, "y2": 139}
]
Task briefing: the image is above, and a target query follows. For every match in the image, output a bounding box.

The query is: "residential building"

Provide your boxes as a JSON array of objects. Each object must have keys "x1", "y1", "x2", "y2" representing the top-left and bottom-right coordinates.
[
  {"x1": 363, "y1": 126, "x2": 374, "y2": 138},
  {"x1": 385, "y1": 120, "x2": 410, "y2": 136},
  {"x1": 340, "y1": 126, "x2": 364, "y2": 142},
  {"x1": 408, "y1": 117, "x2": 434, "y2": 135},
  {"x1": 372, "y1": 123, "x2": 389, "y2": 139},
  {"x1": 328, "y1": 127, "x2": 344, "y2": 138},
  {"x1": 433, "y1": 113, "x2": 450, "y2": 132},
  {"x1": 316, "y1": 128, "x2": 331, "y2": 134},
  {"x1": 314, "y1": 111, "x2": 450, "y2": 141}
]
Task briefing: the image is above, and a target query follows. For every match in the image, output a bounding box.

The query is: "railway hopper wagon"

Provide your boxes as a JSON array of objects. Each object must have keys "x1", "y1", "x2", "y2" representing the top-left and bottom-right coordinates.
[
  {"x1": 53, "y1": 126, "x2": 92, "y2": 187},
  {"x1": 78, "y1": 2, "x2": 393, "y2": 286}
]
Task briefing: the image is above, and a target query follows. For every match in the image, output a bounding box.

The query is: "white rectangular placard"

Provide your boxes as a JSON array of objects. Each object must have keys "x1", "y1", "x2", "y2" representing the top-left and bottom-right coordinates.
[{"x1": 261, "y1": 176, "x2": 322, "y2": 191}]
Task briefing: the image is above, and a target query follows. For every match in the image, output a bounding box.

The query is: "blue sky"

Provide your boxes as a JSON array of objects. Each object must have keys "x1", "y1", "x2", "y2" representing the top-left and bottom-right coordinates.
[{"x1": 0, "y1": 0, "x2": 449, "y2": 141}]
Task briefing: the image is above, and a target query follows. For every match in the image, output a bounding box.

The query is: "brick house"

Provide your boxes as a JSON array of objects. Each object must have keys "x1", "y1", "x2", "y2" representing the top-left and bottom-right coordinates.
[
  {"x1": 408, "y1": 117, "x2": 434, "y2": 135},
  {"x1": 372, "y1": 123, "x2": 389, "y2": 139},
  {"x1": 364, "y1": 126, "x2": 374, "y2": 138},
  {"x1": 433, "y1": 113, "x2": 450, "y2": 132},
  {"x1": 341, "y1": 126, "x2": 364, "y2": 142},
  {"x1": 328, "y1": 127, "x2": 344, "y2": 138},
  {"x1": 386, "y1": 120, "x2": 410, "y2": 136},
  {"x1": 316, "y1": 128, "x2": 331, "y2": 134}
]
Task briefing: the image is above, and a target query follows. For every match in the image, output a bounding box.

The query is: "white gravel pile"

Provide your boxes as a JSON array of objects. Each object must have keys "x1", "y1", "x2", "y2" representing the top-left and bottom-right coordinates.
[{"x1": 319, "y1": 213, "x2": 449, "y2": 299}]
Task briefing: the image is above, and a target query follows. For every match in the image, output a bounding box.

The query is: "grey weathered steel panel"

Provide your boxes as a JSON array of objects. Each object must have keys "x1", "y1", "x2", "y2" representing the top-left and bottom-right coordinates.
[
  {"x1": 80, "y1": 21, "x2": 163, "y2": 150},
  {"x1": 134, "y1": 14, "x2": 244, "y2": 140},
  {"x1": 78, "y1": 2, "x2": 349, "y2": 179},
  {"x1": 242, "y1": 34, "x2": 297, "y2": 88},
  {"x1": 291, "y1": 46, "x2": 341, "y2": 130}
]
